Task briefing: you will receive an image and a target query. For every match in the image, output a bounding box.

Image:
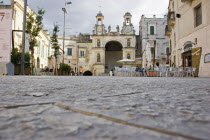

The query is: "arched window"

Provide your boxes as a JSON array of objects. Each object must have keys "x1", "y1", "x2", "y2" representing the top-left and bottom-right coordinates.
[
  {"x1": 97, "y1": 53, "x2": 101, "y2": 62},
  {"x1": 98, "y1": 18, "x2": 102, "y2": 25},
  {"x1": 127, "y1": 53, "x2": 131, "y2": 59}
]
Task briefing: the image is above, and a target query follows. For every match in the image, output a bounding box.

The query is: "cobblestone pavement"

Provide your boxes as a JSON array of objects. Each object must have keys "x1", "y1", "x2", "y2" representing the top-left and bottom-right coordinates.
[{"x1": 0, "y1": 76, "x2": 210, "y2": 140}]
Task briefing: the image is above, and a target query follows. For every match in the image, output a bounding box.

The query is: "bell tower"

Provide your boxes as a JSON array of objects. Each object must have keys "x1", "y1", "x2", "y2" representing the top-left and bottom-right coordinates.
[
  {"x1": 93, "y1": 12, "x2": 106, "y2": 35},
  {"x1": 122, "y1": 12, "x2": 135, "y2": 35}
]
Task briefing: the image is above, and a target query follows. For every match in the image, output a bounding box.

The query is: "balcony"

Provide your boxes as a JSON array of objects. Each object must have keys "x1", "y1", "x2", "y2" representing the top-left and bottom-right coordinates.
[
  {"x1": 181, "y1": 0, "x2": 193, "y2": 3},
  {"x1": 165, "y1": 25, "x2": 172, "y2": 37},
  {"x1": 167, "y1": 11, "x2": 176, "y2": 27}
]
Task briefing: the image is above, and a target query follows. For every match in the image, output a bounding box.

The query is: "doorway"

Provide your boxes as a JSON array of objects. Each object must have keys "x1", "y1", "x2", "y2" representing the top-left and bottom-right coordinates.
[
  {"x1": 105, "y1": 41, "x2": 123, "y2": 73},
  {"x1": 183, "y1": 51, "x2": 192, "y2": 67}
]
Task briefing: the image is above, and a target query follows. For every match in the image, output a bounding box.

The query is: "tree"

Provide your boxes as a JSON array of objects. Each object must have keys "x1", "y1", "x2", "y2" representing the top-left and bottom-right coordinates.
[
  {"x1": 11, "y1": 48, "x2": 30, "y2": 68},
  {"x1": 26, "y1": 8, "x2": 45, "y2": 75},
  {"x1": 59, "y1": 63, "x2": 71, "y2": 75},
  {"x1": 51, "y1": 24, "x2": 60, "y2": 75}
]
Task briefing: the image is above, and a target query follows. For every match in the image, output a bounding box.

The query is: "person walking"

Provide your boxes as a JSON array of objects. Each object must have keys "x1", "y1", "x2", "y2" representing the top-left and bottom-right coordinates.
[
  {"x1": 135, "y1": 66, "x2": 140, "y2": 76},
  {"x1": 79, "y1": 67, "x2": 83, "y2": 76},
  {"x1": 109, "y1": 69, "x2": 113, "y2": 76}
]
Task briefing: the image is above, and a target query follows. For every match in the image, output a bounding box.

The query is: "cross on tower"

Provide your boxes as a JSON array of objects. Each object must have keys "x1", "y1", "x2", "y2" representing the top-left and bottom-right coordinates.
[{"x1": 98, "y1": 0, "x2": 102, "y2": 12}]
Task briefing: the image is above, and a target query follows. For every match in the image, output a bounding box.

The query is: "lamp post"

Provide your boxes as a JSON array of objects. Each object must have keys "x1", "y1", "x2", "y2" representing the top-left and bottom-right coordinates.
[
  {"x1": 20, "y1": 0, "x2": 27, "y2": 75},
  {"x1": 62, "y1": 1, "x2": 72, "y2": 64},
  {"x1": 153, "y1": 40, "x2": 156, "y2": 71}
]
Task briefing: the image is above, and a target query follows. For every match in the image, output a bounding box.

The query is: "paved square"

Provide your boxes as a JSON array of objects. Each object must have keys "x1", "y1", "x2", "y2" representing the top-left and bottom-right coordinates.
[{"x1": 0, "y1": 76, "x2": 210, "y2": 140}]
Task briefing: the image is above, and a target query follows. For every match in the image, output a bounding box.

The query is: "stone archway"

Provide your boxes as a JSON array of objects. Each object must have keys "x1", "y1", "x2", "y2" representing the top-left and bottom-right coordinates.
[
  {"x1": 83, "y1": 71, "x2": 93, "y2": 76},
  {"x1": 105, "y1": 41, "x2": 123, "y2": 73}
]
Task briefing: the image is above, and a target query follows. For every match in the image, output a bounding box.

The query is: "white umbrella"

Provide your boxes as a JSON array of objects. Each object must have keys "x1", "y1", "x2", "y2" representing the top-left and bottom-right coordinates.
[{"x1": 117, "y1": 59, "x2": 135, "y2": 63}]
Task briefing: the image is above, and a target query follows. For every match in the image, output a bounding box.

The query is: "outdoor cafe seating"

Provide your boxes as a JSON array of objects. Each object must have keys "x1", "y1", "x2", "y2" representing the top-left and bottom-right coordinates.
[
  {"x1": 114, "y1": 66, "x2": 196, "y2": 77},
  {"x1": 156, "y1": 66, "x2": 196, "y2": 77}
]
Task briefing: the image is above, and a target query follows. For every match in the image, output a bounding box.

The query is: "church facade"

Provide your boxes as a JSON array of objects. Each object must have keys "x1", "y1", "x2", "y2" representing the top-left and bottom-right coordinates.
[{"x1": 63, "y1": 12, "x2": 137, "y2": 76}]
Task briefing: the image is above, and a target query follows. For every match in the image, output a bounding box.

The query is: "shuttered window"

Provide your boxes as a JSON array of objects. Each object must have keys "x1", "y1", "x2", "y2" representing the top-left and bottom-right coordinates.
[
  {"x1": 166, "y1": 47, "x2": 170, "y2": 54},
  {"x1": 195, "y1": 3, "x2": 202, "y2": 27},
  {"x1": 67, "y1": 48, "x2": 72, "y2": 56},
  {"x1": 80, "y1": 50, "x2": 85, "y2": 57},
  {"x1": 150, "y1": 26, "x2": 155, "y2": 35}
]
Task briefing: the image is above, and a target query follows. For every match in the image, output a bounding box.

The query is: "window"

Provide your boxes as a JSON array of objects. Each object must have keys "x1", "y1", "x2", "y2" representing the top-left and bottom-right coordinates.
[
  {"x1": 150, "y1": 26, "x2": 155, "y2": 35},
  {"x1": 41, "y1": 45, "x2": 44, "y2": 57},
  {"x1": 98, "y1": 18, "x2": 102, "y2": 25},
  {"x1": 166, "y1": 47, "x2": 170, "y2": 54},
  {"x1": 126, "y1": 18, "x2": 130, "y2": 25},
  {"x1": 127, "y1": 53, "x2": 131, "y2": 59},
  {"x1": 195, "y1": 3, "x2": 202, "y2": 27},
  {"x1": 97, "y1": 39, "x2": 100, "y2": 47},
  {"x1": 97, "y1": 53, "x2": 101, "y2": 62},
  {"x1": 151, "y1": 47, "x2": 154, "y2": 57},
  {"x1": 67, "y1": 48, "x2": 72, "y2": 56},
  {"x1": 37, "y1": 41, "x2": 40, "y2": 54},
  {"x1": 127, "y1": 39, "x2": 131, "y2": 47},
  {"x1": 80, "y1": 50, "x2": 85, "y2": 57}
]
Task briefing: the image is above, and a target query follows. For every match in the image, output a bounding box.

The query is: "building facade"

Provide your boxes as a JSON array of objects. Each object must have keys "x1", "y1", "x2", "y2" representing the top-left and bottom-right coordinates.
[
  {"x1": 61, "y1": 12, "x2": 137, "y2": 76},
  {"x1": 166, "y1": 0, "x2": 210, "y2": 77},
  {"x1": 12, "y1": 0, "x2": 52, "y2": 70},
  {"x1": 140, "y1": 15, "x2": 170, "y2": 68}
]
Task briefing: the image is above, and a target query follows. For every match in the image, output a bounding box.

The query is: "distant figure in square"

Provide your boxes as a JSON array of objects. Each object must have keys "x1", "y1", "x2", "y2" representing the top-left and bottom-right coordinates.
[
  {"x1": 79, "y1": 67, "x2": 83, "y2": 76},
  {"x1": 135, "y1": 66, "x2": 140, "y2": 76},
  {"x1": 109, "y1": 69, "x2": 113, "y2": 76}
]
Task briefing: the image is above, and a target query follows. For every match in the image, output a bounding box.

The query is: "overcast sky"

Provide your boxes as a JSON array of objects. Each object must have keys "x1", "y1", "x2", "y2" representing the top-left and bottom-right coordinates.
[{"x1": 3, "y1": 0, "x2": 169, "y2": 35}]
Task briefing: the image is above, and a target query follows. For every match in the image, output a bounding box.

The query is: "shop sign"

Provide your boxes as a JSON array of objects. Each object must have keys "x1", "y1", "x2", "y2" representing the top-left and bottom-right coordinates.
[{"x1": 204, "y1": 53, "x2": 210, "y2": 63}]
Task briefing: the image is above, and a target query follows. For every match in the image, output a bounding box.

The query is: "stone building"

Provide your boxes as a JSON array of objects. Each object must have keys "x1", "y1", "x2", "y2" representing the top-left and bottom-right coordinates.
[
  {"x1": 11, "y1": 0, "x2": 52, "y2": 69},
  {"x1": 62, "y1": 12, "x2": 137, "y2": 76},
  {"x1": 91, "y1": 12, "x2": 136, "y2": 75},
  {"x1": 166, "y1": 0, "x2": 210, "y2": 77},
  {"x1": 139, "y1": 15, "x2": 170, "y2": 68}
]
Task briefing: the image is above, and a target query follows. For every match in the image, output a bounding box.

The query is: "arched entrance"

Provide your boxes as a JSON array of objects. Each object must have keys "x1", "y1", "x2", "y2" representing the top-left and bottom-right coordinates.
[
  {"x1": 182, "y1": 41, "x2": 193, "y2": 67},
  {"x1": 105, "y1": 41, "x2": 123, "y2": 73},
  {"x1": 83, "y1": 71, "x2": 93, "y2": 76}
]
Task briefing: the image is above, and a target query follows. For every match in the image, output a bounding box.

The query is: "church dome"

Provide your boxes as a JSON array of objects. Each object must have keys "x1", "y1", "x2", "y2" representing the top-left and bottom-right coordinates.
[
  {"x1": 125, "y1": 12, "x2": 132, "y2": 16},
  {"x1": 96, "y1": 12, "x2": 104, "y2": 17}
]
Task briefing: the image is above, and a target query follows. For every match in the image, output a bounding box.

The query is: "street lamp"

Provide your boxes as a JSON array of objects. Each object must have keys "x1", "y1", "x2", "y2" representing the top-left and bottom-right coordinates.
[
  {"x1": 62, "y1": 1, "x2": 72, "y2": 64},
  {"x1": 153, "y1": 40, "x2": 156, "y2": 71},
  {"x1": 20, "y1": 0, "x2": 27, "y2": 75}
]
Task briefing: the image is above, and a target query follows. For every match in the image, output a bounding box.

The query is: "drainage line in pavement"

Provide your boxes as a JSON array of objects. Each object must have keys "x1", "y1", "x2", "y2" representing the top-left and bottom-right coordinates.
[
  {"x1": 0, "y1": 102, "x2": 55, "y2": 109},
  {"x1": 55, "y1": 103, "x2": 205, "y2": 140},
  {"x1": 102, "y1": 92, "x2": 143, "y2": 98}
]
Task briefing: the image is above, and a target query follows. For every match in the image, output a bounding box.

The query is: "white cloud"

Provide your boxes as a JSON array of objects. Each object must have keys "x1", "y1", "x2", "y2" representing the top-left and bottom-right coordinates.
[{"x1": 26, "y1": 0, "x2": 169, "y2": 35}]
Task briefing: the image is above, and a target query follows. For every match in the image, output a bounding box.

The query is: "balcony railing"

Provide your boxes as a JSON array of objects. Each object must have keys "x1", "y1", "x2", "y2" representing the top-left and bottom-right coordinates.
[
  {"x1": 168, "y1": 11, "x2": 176, "y2": 27},
  {"x1": 181, "y1": 0, "x2": 193, "y2": 3}
]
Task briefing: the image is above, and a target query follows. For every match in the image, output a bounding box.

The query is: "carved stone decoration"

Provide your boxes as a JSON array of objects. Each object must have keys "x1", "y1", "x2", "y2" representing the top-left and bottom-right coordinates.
[
  {"x1": 108, "y1": 25, "x2": 111, "y2": 33},
  {"x1": 116, "y1": 25, "x2": 120, "y2": 32}
]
